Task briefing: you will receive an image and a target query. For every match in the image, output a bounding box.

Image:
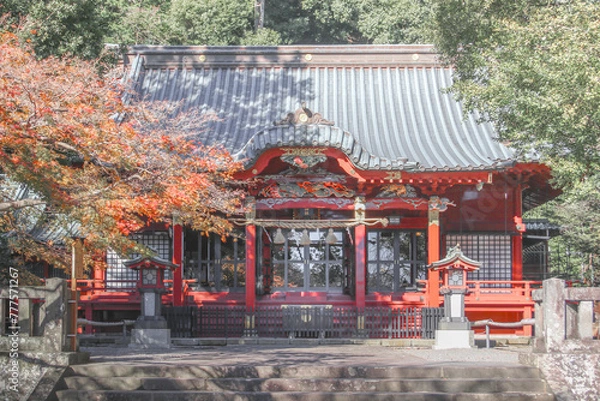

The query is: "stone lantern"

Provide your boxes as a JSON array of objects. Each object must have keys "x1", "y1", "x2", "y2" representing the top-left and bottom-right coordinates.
[
  {"x1": 429, "y1": 244, "x2": 481, "y2": 349},
  {"x1": 125, "y1": 255, "x2": 177, "y2": 348}
]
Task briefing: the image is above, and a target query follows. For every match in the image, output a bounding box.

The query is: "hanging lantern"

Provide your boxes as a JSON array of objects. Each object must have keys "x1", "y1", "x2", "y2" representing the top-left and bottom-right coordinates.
[
  {"x1": 299, "y1": 229, "x2": 311, "y2": 246},
  {"x1": 274, "y1": 228, "x2": 286, "y2": 245},
  {"x1": 325, "y1": 228, "x2": 338, "y2": 245}
]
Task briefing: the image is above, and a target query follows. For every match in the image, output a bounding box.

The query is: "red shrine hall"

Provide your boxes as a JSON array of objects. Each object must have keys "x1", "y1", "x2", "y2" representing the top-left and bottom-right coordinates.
[{"x1": 77, "y1": 45, "x2": 558, "y2": 338}]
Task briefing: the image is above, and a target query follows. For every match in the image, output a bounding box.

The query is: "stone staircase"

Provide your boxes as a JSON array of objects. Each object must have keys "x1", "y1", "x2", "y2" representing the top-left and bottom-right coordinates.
[{"x1": 55, "y1": 363, "x2": 555, "y2": 400}]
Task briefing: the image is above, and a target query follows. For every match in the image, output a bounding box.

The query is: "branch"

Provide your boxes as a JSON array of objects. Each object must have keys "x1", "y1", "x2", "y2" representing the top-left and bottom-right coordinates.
[{"x1": 0, "y1": 198, "x2": 46, "y2": 213}]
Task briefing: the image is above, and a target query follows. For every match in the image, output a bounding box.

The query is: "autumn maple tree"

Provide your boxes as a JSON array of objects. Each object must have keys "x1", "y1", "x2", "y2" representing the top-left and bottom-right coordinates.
[{"x1": 0, "y1": 28, "x2": 245, "y2": 272}]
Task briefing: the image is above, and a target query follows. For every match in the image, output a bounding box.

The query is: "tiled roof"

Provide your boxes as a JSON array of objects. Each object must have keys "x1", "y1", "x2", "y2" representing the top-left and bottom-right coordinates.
[
  {"x1": 125, "y1": 45, "x2": 515, "y2": 172},
  {"x1": 523, "y1": 219, "x2": 561, "y2": 232},
  {"x1": 1, "y1": 181, "x2": 80, "y2": 243}
]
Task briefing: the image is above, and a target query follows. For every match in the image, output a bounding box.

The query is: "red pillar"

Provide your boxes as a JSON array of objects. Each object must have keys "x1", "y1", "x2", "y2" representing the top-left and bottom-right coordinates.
[
  {"x1": 172, "y1": 223, "x2": 184, "y2": 306},
  {"x1": 512, "y1": 185, "x2": 524, "y2": 281},
  {"x1": 85, "y1": 305, "x2": 93, "y2": 334},
  {"x1": 512, "y1": 236, "x2": 523, "y2": 281},
  {"x1": 354, "y1": 224, "x2": 366, "y2": 310},
  {"x1": 245, "y1": 224, "x2": 256, "y2": 312},
  {"x1": 427, "y1": 209, "x2": 441, "y2": 307},
  {"x1": 93, "y1": 260, "x2": 105, "y2": 290}
]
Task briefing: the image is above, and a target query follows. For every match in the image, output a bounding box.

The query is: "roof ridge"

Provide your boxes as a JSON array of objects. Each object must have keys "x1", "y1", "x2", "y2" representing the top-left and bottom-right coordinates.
[{"x1": 125, "y1": 44, "x2": 442, "y2": 68}]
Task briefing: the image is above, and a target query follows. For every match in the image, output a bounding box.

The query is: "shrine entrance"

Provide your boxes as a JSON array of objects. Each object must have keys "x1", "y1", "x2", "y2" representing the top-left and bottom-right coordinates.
[
  {"x1": 268, "y1": 228, "x2": 352, "y2": 292},
  {"x1": 253, "y1": 205, "x2": 359, "y2": 296}
]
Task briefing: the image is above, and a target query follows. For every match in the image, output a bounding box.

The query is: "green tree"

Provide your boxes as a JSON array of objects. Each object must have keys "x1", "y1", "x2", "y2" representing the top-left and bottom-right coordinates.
[
  {"x1": 262, "y1": 0, "x2": 432, "y2": 45},
  {"x1": 100, "y1": 0, "x2": 170, "y2": 46},
  {"x1": 21, "y1": 0, "x2": 113, "y2": 59},
  {"x1": 352, "y1": 0, "x2": 433, "y2": 44},
  {"x1": 430, "y1": 0, "x2": 600, "y2": 281},
  {"x1": 299, "y1": 0, "x2": 364, "y2": 43},
  {"x1": 166, "y1": 0, "x2": 254, "y2": 45},
  {"x1": 240, "y1": 27, "x2": 282, "y2": 46},
  {"x1": 3, "y1": 0, "x2": 434, "y2": 56}
]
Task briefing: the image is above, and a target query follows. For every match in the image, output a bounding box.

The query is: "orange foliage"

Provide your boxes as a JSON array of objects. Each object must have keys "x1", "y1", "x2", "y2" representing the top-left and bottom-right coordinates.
[{"x1": 0, "y1": 30, "x2": 245, "y2": 270}]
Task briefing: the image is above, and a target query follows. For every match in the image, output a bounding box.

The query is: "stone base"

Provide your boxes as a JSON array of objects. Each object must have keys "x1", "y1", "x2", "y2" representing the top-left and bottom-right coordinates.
[
  {"x1": 135, "y1": 316, "x2": 168, "y2": 329},
  {"x1": 129, "y1": 328, "x2": 171, "y2": 349},
  {"x1": 433, "y1": 329, "x2": 474, "y2": 349},
  {"x1": 438, "y1": 320, "x2": 471, "y2": 331}
]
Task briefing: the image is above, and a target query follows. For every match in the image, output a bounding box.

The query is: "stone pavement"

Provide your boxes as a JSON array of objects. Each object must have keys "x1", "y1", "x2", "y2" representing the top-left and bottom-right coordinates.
[{"x1": 81, "y1": 343, "x2": 525, "y2": 367}]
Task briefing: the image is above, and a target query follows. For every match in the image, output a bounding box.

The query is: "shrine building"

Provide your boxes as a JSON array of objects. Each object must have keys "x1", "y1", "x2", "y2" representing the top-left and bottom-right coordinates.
[{"x1": 79, "y1": 45, "x2": 558, "y2": 338}]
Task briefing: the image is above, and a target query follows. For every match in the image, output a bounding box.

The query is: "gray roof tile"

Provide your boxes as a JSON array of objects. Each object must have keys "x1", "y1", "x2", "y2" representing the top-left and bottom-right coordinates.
[{"x1": 125, "y1": 45, "x2": 515, "y2": 171}]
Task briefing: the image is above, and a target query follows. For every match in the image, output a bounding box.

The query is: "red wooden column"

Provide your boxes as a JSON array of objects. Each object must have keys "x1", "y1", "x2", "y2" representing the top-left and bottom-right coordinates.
[
  {"x1": 172, "y1": 223, "x2": 184, "y2": 306},
  {"x1": 244, "y1": 224, "x2": 257, "y2": 336},
  {"x1": 87, "y1": 262, "x2": 106, "y2": 334},
  {"x1": 426, "y1": 208, "x2": 441, "y2": 307},
  {"x1": 93, "y1": 259, "x2": 105, "y2": 291},
  {"x1": 354, "y1": 224, "x2": 366, "y2": 309},
  {"x1": 354, "y1": 223, "x2": 367, "y2": 336},
  {"x1": 512, "y1": 184, "x2": 524, "y2": 281},
  {"x1": 245, "y1": 224, "x2": 257, "y2": 312}
]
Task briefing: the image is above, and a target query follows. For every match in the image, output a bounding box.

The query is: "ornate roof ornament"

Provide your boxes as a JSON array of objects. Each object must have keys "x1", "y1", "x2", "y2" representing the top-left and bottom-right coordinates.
[
  {"x1": 280, "y1": 148, "x2": 327, "y2": 169},
  {"x1": 258, "y1": 181, "x2": 355, "y2": 198},
  {"x1": 428, "y1": 196, "x2": 456, "y2": 212},
  {"x1": 273, "y1": 102, "x2": 335, "y2": 126},
  {"x1": 376, "y1": 184, "x2": 418, "y2": 198}
]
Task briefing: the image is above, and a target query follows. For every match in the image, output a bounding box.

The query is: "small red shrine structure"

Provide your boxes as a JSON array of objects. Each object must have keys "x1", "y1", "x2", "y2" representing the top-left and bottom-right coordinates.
[
  {"x1": 76, "y1": 45, "x2": 558, "y2": 337},
  {"x1": 431, "y1": 244, "x2": 482, "y2": 291}
]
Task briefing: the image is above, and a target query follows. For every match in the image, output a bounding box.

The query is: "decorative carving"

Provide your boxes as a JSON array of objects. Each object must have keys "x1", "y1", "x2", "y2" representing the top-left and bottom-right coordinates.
[
  {"x1": 428, "y1": 196, "x2": 456, "y2": 212},
  {"x1": 257, "y1": 198, "x2": 352, "y2": 209},
  {"x1": 245, "y1": 196, "x2": 256, "y2": 220},
  {"x1": 428, "y1": 209, "x2": 440, "y2": 227},
  {"x1": 261, "y1": 167, "x2": 347, "y2": 184},
  {"x1": 354, "y1": 196, "x2": 366, "y2": 221},
  {"x1": 514, "y1": 216, "x2": 526, "y2": 233},
  {"x1": 258, "y1": 181, "x2": 355, "y2": 198},
  {"x1": 376, "y1": 184, "x2": 417, "y2": 198},
  {"x1": 280, "y1": 148, "x2": 325, "y2": 156},
  {"x1": 273, "y1": 102, "x2": 335, "y2": 126},
  {"x1": 279, "y1": 148, "x2": 328, "y2": 169},
  {"x1": 367, "y1": 199, "x2": 396, "y2": 209},
  {"x1": 368, "y1": 198, "x2": 429, "y2": 210},
  {"x1": 280, "y1": 154, "x2": 327, "y2": 169},
  {"x1": 385, "y1": 172, "x2": 403, "y2": 180},
  {"x1": 402, "y1": 198, "x2": 429, "y2": 209}
]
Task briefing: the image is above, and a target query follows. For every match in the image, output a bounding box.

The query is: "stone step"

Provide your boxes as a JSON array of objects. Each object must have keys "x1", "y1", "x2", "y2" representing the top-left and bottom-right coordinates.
[
  {"x1": 55, "y1": 389, "x2": 557, "y2": 401},
  {"x1": 58, "y1": 363, "x2": 555, "y2": 401},
  {"x1": 64, "y1": 376, "x2": 550, "y2": 393},
  {"x1": 67, "y1": 364, "x2": 543, "y2": 380}
]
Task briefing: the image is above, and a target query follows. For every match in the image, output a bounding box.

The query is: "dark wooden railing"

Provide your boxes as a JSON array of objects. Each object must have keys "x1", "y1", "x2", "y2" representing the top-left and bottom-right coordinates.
[{"x1": 163, "y1": 305, "x2": 443, "y2": 340}]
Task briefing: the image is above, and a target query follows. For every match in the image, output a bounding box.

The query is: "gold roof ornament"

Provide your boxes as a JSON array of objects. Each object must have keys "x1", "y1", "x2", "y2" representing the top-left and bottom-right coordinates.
[{"x1": 273, "y1": 102, "x2": 335, "y2": 126}]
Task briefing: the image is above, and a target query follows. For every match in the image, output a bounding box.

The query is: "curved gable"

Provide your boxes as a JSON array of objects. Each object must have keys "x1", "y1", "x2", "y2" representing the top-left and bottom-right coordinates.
[{"x1": 234, "y1": 124, "x2": 418, "y2": 171}]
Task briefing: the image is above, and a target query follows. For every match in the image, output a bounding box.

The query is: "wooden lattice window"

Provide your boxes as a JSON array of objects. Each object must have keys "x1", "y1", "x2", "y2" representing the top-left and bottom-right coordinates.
[
  {"x1": 106, "y1": 232, "x2": 171, "y2": 290},
  {"x1": 445, "y1": 233, "x2": 512, "y2": 283}
]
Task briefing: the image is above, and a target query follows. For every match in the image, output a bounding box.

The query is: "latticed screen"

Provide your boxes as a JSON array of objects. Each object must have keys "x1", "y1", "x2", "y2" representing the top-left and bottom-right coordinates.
[
  {"x1": 183, "y1": 230, "x2": 246, "y2": 292},
  {"x1": 106, "y1": 232, "x2": 171, "y2": 290},
  {"x1": 445, "y1": 233, "x2": 512, "y2": 282},
  {"x1": 367, "y1": 230, "x2": 427, "y2": 292}
]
